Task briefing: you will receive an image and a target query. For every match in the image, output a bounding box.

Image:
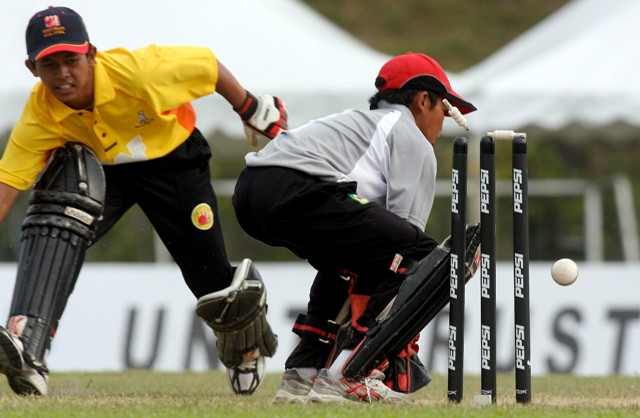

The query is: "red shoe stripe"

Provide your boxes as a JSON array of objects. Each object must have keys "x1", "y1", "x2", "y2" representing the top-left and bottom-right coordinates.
[{"x1": 340, "y1": 378, "x2": 382, "y2": 401}]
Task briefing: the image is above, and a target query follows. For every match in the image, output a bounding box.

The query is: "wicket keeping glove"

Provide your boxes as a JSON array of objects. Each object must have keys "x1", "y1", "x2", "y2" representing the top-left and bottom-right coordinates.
[{"x1": 234, "y1": 91, "x2": 288, "y2": 147}]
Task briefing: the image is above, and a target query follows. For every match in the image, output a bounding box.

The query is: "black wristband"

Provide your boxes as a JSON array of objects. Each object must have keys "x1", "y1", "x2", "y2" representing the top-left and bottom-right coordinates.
[{"x1": 234, "y1": 90, "x2": 259, "y2": 121}]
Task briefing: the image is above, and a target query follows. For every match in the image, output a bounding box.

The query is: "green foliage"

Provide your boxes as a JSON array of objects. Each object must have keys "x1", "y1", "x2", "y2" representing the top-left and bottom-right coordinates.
[
  {"x1": 86, "y1": 205, "x2": 156, "y2": 262},
  {"x1": 430, "y1": 135, "x2": 640, "y2": 261},
  {"x1": 298, "y1": 0, "x2": 570, "y2": 71},
  {"x1": 3, "y1": 128, "x2": 639, "y2": 263}
]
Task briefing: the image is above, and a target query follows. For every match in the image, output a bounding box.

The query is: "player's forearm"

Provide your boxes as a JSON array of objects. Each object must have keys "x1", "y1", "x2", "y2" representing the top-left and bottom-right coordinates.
[
  {"x1": 0, "y1": 182, "x2": 20, "y2": 225},
  {"x1": 214, "y1": 60, "x2": 249, "y2": 109}
]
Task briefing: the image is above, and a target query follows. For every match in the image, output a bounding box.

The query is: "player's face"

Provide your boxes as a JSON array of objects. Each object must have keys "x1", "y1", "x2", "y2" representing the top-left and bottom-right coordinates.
[
  {"x1": 27, "y1": 49, "x2": 96, "y2": 110},
  {"x1": 414, "y1": 94, "x2": 445, "y2": 145}
]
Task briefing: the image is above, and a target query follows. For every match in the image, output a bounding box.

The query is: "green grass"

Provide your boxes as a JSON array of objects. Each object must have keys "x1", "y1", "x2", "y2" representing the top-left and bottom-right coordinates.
[{"x1": 1, "y1": 372, "x2": 639, "y2": 417}]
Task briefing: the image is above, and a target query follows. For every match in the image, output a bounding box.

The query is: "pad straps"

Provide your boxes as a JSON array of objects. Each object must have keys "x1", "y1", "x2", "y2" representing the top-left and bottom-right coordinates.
[{"x1": 292, "y1": 314, "x2": 341, "y2": 345}]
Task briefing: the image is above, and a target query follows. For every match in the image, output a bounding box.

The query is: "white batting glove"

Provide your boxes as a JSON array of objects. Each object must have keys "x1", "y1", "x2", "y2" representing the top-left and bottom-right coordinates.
[{"x1": 234, "y1": 91, "x2": 288, "y2": 147}]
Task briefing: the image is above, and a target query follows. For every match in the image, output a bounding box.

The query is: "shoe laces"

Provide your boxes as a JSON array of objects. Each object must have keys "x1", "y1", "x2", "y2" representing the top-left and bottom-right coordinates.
[
  {"x1": 364, "y1": 378, "x2": 372, "y2": 403},
  {"x1": 363, "y1": 370, "x2": 385, "y2": 403}
]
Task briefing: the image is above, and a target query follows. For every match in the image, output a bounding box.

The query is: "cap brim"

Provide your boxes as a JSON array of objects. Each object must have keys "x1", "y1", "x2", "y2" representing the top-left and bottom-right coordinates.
[
  {"x1": 443, "y1": 90, "x2": 476, "y2": 115},
  {"x1": 32, "y1": 41, "x2": 90, "y2": 61},
  {"x1": 399, "y1": 75, "x2": 476, "y2": 114}
]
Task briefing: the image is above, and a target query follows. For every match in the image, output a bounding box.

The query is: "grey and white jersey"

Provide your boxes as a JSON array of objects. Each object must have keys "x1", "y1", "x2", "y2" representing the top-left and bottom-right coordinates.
[{"x1": 244, "y1": 101, "x2": 437, "y2": 231}]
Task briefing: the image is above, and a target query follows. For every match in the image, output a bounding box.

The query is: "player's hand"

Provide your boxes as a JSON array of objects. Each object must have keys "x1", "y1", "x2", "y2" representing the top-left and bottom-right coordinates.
[
  {"x1": 437, "y1": 225, "x2": 481, "y2": 280},
  {"x1": 234, "y1": 91, "x2": 288, "y2": 147},
  {"x1": 465, "y1": 245, "x2": 481, "y2": 280}
]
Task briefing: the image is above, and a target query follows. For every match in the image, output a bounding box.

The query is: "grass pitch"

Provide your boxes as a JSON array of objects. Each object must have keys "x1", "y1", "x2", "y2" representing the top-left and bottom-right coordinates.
[{"x1": 1, "y1": 371, "x2": 639, "y2": 417}]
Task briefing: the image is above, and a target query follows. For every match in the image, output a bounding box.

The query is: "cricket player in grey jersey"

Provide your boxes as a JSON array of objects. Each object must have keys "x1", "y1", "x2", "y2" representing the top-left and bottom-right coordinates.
[{"x1": 232, "y1": 52, "x2": 476, "y2": 403}]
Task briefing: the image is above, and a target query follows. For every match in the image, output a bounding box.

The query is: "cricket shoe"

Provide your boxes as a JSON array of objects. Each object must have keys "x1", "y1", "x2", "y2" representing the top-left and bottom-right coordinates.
[
  {"x1": 273, "y1": 368, "x2": 317, "y2": 403},
  {"x1": 0, "y1": 326, "x2": 49, "y2": 396},
  {"x1": 307, "y1": 369, "x2": 414, "y2": 404},
  {"x1": 227, "y1": 355, "x2": 265, "y2": 395}
]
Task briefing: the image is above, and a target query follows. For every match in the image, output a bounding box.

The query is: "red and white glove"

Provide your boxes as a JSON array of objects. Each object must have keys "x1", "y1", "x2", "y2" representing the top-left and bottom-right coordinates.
[{"x1": 234, "y1": 91, "x2": 288, "y2": 147}]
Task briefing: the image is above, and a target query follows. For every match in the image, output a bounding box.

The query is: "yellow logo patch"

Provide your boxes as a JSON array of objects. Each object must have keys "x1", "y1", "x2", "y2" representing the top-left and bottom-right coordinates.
[{"x1": 191, "y1": 203, "x2": 214, "y2": 230}]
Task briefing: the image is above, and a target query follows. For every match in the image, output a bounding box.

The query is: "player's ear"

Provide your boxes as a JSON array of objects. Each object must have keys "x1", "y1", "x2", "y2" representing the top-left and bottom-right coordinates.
[
  {"x1": 421, "y1": 91, "x2": 430, "y2": 109},
  {"x1": 25, "y1": 59, "x2": 38, "y2": 77},
  {"x1": 411, "y1": 91, "x2": 429, "y2": 112},
  {"x1": 87, "y1": 45, "x2": 97, "y2": 66}
]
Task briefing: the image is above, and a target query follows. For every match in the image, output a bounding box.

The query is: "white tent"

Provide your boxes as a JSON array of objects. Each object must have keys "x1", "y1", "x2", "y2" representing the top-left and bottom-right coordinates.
[
  {"x1": 455, "y1": 0, "x2": 640, "y2": 136},
  {"x1": 450, "y1": 0, "x2": 640, "y2": 262},
  {"x1": 0, "y1": 0, "x2": 395, "y2": 136}
]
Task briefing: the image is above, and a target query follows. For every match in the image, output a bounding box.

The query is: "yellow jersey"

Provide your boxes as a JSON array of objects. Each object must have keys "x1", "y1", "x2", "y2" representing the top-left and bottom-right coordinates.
[{"x1": 0, "y1": 44, "x2": 218, "y2": 190}]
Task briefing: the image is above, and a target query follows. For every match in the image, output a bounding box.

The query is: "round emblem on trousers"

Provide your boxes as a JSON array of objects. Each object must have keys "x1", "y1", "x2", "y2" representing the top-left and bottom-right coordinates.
[{"x1": 191, "y1": 203, "x2": 214, "y2": 230}]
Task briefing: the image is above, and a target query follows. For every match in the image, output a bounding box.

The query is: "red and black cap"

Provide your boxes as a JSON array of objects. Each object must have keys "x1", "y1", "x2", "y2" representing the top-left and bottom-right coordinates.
[
  {"x1": 26, "y1": 6, "x2": 90, "y2": 62},
  {"x1": 375, "y1": 52, "x2": 476, "y2": 115}
]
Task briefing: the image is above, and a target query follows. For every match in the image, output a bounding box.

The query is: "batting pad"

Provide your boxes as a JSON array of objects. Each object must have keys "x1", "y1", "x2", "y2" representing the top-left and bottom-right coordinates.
[
  {"x1": 343, "y1": 224, "x2": 481, "y2": 379},
  {"x1": 10, "y1": 143, "x2": 105, "y2": 368}
]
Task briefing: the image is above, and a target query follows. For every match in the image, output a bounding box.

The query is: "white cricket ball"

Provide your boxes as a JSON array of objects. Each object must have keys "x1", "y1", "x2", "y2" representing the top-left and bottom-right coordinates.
[{"x1": 551, "y1": 258, "x2": 579, "y2": 286}]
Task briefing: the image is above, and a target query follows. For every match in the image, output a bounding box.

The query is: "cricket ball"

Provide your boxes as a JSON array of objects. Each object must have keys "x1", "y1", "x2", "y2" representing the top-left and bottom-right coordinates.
[{"x1": 551, "y1": 258, "x2": 579, "y2": 286}]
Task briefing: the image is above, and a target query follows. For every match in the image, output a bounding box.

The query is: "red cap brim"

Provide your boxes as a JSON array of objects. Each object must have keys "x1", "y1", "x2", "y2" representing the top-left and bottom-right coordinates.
[
  {"x1": 34, "y1": 41, "x2": 90, "y2": 61},
  {"x1": 443, "y1": 90, "x2": 476, "y2": 115}
]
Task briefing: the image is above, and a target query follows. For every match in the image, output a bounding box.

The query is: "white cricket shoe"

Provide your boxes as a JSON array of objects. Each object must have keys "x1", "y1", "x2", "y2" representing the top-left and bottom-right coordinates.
[
  {"x1": 0, "y1": 326, "x2": 49, "y2": 396},
  {"x1": 307, "y1": 369, "x2": 414, "y2": 404},
  {"x1": 273, "y1": 368, "x2": 317, "y2": 403}
]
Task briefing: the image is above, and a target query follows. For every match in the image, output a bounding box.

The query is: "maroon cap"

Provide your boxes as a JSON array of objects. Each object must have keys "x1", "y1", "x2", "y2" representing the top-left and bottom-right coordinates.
[
  {"x1": 376, "y1": 52, "x2": 476, "y2": 115},
  {"x1": 26, "y1": 6, "x2": 90, "y2": 61}
]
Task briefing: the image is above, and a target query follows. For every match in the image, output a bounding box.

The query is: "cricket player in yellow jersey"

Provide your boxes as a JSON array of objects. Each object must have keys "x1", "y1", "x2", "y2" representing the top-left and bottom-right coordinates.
[{"x1": 0, "y1": 6, "x2": 286, "y2": 396}]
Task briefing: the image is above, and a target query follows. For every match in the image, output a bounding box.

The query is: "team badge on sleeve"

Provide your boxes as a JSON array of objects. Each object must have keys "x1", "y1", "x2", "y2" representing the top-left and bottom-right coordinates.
[{"x1": 191, "y1": 203, "x2": 214, "y2": 230}]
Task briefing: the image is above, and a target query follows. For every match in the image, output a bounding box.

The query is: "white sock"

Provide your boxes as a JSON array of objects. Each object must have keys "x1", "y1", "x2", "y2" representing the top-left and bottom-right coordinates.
[
  {"x1": 295, "y1": 367, "x2": 318, "y2": 379},
  {"x1": 327, "y1": 349, "x2": 353, "y2": 380}
]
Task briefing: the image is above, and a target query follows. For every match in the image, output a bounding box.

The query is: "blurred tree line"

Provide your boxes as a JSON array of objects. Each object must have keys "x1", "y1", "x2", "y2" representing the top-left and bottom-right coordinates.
[{"x1": 2, "y1": 0, "x2": 638, "y2": 263}]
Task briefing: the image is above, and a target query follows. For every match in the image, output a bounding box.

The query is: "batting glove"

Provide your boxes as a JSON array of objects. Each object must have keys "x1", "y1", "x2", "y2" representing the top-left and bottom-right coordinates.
[
  {"x1": 234, "y1": 91, "x2": 288, "y2": 147},
  {"x1": 465, "y1": 245, "x2": 481, "y2": 280},
  {"x1": 437, "y1": 228, "x2": 481, "y2": 280}
]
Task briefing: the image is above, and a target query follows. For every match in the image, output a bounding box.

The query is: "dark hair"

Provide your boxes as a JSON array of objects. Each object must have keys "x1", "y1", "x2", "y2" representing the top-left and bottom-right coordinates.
[{"x1": 369, "y1": 89, "x2": 439, "y2": 110}]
